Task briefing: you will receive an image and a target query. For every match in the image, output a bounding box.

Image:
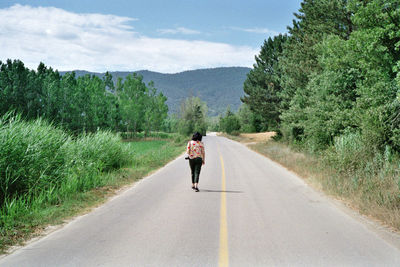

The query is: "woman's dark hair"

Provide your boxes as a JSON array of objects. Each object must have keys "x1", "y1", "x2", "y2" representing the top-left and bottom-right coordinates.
[{"x1": 192, "y1": 132, "x2": 202, "y2": 141}]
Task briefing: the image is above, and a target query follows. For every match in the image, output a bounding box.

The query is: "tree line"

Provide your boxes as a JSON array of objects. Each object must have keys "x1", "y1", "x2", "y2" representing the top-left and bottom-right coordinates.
[
  {"x1": 0, "y1": 59, "x2": 168, "y2": 134},
  {"x1": 235, "y1": 0, "x2": 400, "y2": 154}
]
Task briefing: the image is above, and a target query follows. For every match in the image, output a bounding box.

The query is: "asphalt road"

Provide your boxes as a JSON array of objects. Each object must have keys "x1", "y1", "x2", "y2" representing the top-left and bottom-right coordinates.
[{"x1": 2, "y1": 134, "x2": 400, "y2": 266}]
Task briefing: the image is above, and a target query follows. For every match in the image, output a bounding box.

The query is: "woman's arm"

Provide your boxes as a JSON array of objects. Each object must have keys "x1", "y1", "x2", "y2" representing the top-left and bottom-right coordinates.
[
  {"x1": 186, "y1": 141, "x2": 191, "y2": 155},
  {"x1": 202, "y1": 143, "x2": 205, "y2": 165}
]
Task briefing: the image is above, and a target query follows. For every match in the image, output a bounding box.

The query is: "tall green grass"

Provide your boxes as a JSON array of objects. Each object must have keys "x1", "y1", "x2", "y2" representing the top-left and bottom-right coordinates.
[
  {"x1": 0, "y1": 114, "x2": 131, "y2": 206},
  {"x1": 0, "y1": 114, "x2": 66, "y2": 204}
]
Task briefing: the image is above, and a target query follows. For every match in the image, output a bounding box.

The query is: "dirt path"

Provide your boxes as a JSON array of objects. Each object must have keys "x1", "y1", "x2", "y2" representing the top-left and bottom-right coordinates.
[{"x1": 239, "y1": 132, "x2": 276, "y2": 143}]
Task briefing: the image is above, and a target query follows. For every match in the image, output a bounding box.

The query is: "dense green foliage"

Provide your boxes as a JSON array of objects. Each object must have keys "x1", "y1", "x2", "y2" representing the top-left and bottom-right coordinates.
[
  {"x1": 219, "y1": 108, "x2": 241, "y2": 135},
  {"x1": 241, "y1": 0, "x2": 400, "y2": 155},
  {"x1": 61, "y1": 67, "x2": 251, "y2": 116},
  {"x1": 236, "y1": 104, "x2": 256, "y2": 133},
  {"x1": 178, "y1": 96, "x2": 208, "y2": 136},
  {"x1": 217, "y1": 104, "x2": 256, "y2": 134},
  {"x1": 0, "y1": 60, "x2": 168, "y2": 134}
]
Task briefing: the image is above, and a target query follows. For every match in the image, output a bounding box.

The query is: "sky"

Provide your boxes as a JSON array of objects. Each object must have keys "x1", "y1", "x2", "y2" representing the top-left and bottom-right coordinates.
[{"x1": 0, "y1": 0, "x2": 302, "y2": 73}]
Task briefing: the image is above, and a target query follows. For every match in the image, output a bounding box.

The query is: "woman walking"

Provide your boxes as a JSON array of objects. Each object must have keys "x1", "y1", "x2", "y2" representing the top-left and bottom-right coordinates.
[{"x1": 186, "y1": 132, "x2": 205, "y2": 192}]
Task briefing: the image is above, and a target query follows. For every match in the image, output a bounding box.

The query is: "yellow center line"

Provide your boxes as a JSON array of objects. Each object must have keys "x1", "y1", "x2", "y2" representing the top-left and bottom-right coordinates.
[{"x1": 218, "y1": 150, "x2": 229, "y2": 267}]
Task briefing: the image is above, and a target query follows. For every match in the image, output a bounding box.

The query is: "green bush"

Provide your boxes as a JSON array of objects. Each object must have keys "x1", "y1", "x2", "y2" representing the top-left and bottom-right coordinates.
[
  {"x1": 219, "y1": 109, "x2": 241, "y2": 134},
  {"x1": 272, "y1": 130, "x2": 283, "y2": 141}
]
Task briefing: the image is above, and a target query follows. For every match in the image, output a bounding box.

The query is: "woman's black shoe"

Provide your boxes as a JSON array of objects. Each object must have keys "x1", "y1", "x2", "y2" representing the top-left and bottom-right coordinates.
[
  {"x1": 192, "y1": 186, "x2": 195, "y2": 190},
  {"x1": 195, "y1": 188, "x2": 199, "y2": 192}
]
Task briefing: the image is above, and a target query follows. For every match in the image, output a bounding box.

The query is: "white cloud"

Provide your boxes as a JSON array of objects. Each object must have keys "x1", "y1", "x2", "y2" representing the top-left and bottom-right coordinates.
[
  {"x1": 0, "y1": 5, "x2": 257, "y2": 73},
  {"x1": 158, "y1": 27, "x2": 201, "y2": 35},
  {"x1": 232, "y1": 27, "x2": 279, "y2": 36}
]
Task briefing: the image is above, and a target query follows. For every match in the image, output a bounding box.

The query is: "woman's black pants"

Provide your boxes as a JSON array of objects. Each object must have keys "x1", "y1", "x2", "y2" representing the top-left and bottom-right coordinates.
[{"x1": 189, "y1": 157, "x2": 203, "y2": 184}]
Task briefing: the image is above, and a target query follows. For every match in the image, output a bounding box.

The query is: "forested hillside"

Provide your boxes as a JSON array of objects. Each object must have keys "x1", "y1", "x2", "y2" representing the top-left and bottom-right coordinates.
[{"x1": 60, "y1": 67, "x2": 250, "y2": 116}]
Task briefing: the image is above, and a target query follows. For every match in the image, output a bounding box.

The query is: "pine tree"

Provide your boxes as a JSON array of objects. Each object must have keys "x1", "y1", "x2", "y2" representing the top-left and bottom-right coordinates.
[{"x1": 241, "y1": 34, "x2": 287, "y2": 131}]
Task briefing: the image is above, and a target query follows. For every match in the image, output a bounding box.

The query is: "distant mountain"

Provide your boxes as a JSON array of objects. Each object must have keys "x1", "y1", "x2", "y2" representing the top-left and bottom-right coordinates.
[{"x1": 60, "y1": 67, "x2": 251, "y2": 116}]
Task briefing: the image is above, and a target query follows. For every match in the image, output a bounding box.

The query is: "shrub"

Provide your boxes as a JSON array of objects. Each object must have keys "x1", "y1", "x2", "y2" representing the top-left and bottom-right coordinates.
[{"x1": 219, "y1": 110, "x2": 241, "y2": 134}]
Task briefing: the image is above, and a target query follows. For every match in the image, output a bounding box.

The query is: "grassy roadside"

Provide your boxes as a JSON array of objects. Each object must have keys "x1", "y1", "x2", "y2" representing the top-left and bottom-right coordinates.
[
  {"x1": 0, "y1": 137, "x2": 185, "y2": 254},
  {"x1": 222, "y1": 133, "x2": 400, "y2": 232}
]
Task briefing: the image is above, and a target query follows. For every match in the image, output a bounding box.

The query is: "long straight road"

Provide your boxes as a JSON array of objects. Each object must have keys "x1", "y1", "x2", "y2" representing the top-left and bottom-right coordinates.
[{"x1": 2, "y1": 135, "x2": 400, "y2": 266}]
